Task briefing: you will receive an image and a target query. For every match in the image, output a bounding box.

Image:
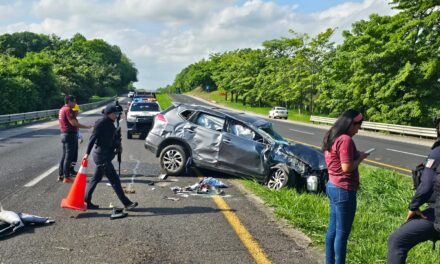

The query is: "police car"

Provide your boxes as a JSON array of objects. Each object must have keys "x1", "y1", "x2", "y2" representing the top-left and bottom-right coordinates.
[{"x1": 126, "y1": 101, "x2": 161, "y2": 139}]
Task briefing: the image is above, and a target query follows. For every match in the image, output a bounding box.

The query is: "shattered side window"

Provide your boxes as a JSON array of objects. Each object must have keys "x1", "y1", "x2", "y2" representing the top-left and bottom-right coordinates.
[
  {"x1": 195, "y1": 113, "x2": 224, "y2": 131},
  {"x1": 179, "y1": 110, "x2": 195, "y2": 120}
]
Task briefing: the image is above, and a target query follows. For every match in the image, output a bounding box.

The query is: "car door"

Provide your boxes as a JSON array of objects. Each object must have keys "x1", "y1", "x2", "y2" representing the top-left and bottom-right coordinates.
[
  {"x1": 185, "y1": 112, "x2": 225, "y2": 167},
  {"x1": 218, "y1": 118, "x2": 266, "y2": 176}
]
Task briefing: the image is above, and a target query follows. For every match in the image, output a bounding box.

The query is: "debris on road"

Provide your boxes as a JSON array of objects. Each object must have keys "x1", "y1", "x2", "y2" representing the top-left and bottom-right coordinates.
[
  {"x1": 163, "y1": 196, "x2": 180, "y2": 201},
  {"x1": 0, "y1": 203, "x2": 55, "y2": 238},
  {"x1": 169, "y1": 177, "x2": 229, "y2": 198},
  {"x1": 158, "y1": 173, "x2": 168, "y2": 180},
  {"x1": 54, "y1": 246, "x2": 73, "y2": 251},
  {"x1": 123, "y1": 183, "x2": 135, "y2": 194},
  {"x1": 200, "y1": 177, "x2": 229, "y2": 188},
  {"x1": 110, "y1": 208, "x2": 128, "y2": 220}
]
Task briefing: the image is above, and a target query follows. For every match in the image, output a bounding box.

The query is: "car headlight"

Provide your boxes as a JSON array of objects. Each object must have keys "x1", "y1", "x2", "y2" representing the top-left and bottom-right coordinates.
[{"x1": 306, "y1": 176, "x2": 319, "y2": 192}]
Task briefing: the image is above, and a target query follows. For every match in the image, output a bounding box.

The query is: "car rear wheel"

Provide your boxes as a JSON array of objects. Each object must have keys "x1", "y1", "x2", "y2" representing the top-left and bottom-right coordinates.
[
  {"x1": 127, "y1": 131, "x2": 132, "y2": 139},
  {"x1": 159, "y1": 145, "x2": 187, "y2": 175},
  {"x1": 267, "y1": 165, "x2": 295, "y2": 190}
]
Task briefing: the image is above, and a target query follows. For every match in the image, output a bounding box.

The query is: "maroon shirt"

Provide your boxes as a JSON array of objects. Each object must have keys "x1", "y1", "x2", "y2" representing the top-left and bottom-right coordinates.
[
  {"x1": 325, "y1": 134, "x2": 360, "y2": 191},
  {"x1": 59, "y1": 105, "x2": 78, "y2": 133}
]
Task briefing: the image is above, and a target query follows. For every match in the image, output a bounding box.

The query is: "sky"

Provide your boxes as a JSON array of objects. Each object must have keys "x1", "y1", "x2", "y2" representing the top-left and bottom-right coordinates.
[{"x1": 0, "y1": 0, "x2": 397, "y2": 90}]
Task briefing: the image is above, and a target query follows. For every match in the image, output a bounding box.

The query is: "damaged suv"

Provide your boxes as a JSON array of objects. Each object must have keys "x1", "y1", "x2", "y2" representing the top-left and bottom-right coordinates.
[{"x1": 144, "y1": 103, "x2": 328, "y2": 192}]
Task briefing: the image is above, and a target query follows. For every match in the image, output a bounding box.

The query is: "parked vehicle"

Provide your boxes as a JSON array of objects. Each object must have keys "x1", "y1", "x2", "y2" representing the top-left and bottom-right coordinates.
[
  {"x1": 144, "y1": 103, "x2": 328, "y2": 192},
  {"x1": 128, "y1": 91, "x2": 135, "y2": 98},
  {"x1": 269, "y1": 107, "x2": 288, "y2": 119},
  {"x1": 126, "y1": 101, "x2": 161, "y2": 139}
]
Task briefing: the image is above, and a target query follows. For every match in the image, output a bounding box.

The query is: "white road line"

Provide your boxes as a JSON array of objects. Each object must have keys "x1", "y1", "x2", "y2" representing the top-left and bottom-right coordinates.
[
  {"x1": 24, "y1": 166, "x2": 58, "y2": 187},
  {"x1": 289, "y1": 129, "x2": 315, "y2": 135},
  {"x1": 386, "y1": 148, "x2": 427, "y2": 158}
]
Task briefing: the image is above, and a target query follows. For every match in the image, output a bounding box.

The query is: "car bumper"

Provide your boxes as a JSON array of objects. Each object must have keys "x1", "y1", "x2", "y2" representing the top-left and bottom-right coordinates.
[
  {"x1": 127, "y1": 118, "x2": 154, "y2": 133},
  {"x1": 273, "y1": 113, "x2": 288, "y2": 118},
  {"x1": 144, "y1": 132, "x2": 161, "y2": 155}
]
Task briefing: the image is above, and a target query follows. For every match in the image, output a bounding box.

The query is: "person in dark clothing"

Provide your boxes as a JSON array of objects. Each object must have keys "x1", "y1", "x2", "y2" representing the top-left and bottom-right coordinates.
[
  {"x1": 114, "y1": 100, "x2": 123, "y2": 127},
  {"x1": 387, "y1": 117, "x2": 440, "y2": 264},
  {"x1": 82, "y1": 104, "x2": 138, "y2": 210},
  {"x1": 58, "y1": 95, "x2": 92, "y2": 183}
]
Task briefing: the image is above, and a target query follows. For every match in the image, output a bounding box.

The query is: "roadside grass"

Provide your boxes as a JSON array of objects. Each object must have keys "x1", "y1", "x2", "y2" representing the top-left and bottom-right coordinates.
[
  {"x1": 187, "y1": 88, "x2": 310, "y2": 123},
  {"x1": 156, "y1": 93, "x2": 173, "y2": 109},
  {"x1": 241, "y1": 165, "x2": 439, "y2": 263}
]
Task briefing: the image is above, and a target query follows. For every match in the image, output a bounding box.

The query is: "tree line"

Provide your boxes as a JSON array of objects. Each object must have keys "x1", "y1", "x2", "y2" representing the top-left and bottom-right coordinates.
[
  {"x1": 159, "y1": 0, "x2": 439, "y2": 127},
  {"x1": 0, "y1": 32, "x2": 138, "y2": 115}
]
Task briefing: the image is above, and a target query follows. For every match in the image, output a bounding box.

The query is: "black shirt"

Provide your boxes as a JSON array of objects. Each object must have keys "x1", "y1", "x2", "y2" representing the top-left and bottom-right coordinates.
[
  {"x1": 86, "y1": 116, "x2": 119, "y2": 155},
  {"x1": 409, "y1": 145, "x2": 440, "y2": 210}
]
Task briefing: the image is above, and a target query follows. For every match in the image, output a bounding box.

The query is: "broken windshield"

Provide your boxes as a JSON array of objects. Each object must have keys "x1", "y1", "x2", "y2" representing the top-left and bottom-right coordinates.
[{"x1": 258, "y1": 126, "x2": 288, "y2": 144}]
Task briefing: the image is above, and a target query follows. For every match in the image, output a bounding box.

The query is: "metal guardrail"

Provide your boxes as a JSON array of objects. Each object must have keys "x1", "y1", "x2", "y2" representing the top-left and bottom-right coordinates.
[
  {"x1": 0, "y1": 97, "x2": 116, "y2": 126},
  {"x1": 310, "y1": 115, "x2": 437, "y2": 138}
]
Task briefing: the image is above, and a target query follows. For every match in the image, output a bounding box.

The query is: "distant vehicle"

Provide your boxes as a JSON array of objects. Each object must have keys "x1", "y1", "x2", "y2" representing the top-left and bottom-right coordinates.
[
  {"x1": 269, "y1": 107, "x2": 288, "y2": 119},
  {"x1": 128, "y1": 91, "x2": 135, "y2": 98},
  {"x1": 126, "y1": 101, "x2": 161, "y2": 139},
  {"x1": 144, "y1": 103, "x2": 328, "y2": 192}
]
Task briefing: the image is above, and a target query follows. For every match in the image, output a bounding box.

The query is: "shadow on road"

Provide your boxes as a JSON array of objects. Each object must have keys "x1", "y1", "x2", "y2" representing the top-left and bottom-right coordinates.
[{"x1": 74, "y1": 206, "x2": 234, "y2": 219}]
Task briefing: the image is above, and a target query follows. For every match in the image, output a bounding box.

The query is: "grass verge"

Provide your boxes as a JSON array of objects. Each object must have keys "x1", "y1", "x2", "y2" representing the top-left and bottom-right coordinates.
[
  {"x1": 241, "y1": 165, "x2": 439, "y2": 263},
  {"x1": 187, "y1": 88, "x2": 310, "y2": 123},
  {"x1": 156, "y1": 93, "x2": 173, "y2": 109}
]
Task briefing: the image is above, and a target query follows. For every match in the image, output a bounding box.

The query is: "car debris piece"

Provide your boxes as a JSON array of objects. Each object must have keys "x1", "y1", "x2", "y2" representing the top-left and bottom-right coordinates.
[
  {"x1": 200, "y1": 177, "x2": 229, "y2": 188},
  {"x1": 123, "y1": 183, "x2": 135, "y2": 194},
  {"x1": 163, "y1": 196, "x2": 180, "y2": 201},
  {"x1": 0, "y1": 203, "x2": 55, "y2": 238},
  {"x1": 110, "y1": 208, "x2": 128, "y2": 220},
  {"x1": 158, "y1": 173, "x2": 168, "y2": 180}
]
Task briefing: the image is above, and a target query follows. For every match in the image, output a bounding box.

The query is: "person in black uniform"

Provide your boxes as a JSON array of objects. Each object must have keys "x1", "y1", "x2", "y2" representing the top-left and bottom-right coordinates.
[
  {"x1": 82, "y1": 104, "x2": 138, "y2": 210},
  {"x1": 387, "y1": 116, "x2": 440, "y2": 263},
  {"x1": 115, "y1": 99, "x2": 123, "y2": 127}
]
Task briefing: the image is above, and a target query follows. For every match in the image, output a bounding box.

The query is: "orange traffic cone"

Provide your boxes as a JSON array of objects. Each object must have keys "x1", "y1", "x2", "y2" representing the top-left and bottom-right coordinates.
[{"x1": 61, "y1": 159, "x2": 88, "y2": 211}]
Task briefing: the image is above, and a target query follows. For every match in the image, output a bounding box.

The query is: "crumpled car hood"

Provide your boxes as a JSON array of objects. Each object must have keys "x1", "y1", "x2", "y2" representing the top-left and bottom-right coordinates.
[{"x1": 281, "y1": 143, "x2": 327, "y2": 170}]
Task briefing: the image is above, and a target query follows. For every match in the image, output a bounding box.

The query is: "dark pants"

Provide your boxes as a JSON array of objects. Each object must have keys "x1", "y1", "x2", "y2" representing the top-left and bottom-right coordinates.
[
  {"x1": 387, "y1": 208, "x2": 439, "y2": 264},
  {"x1": 59, "y1": 133, "x2": 76, "y2": 177},
  {"x1": 326, "y1": 181, "x2": 357, "y2": 264},
  {"x1": 84, "y1": 151, "x2": 132, "y2": 207}
]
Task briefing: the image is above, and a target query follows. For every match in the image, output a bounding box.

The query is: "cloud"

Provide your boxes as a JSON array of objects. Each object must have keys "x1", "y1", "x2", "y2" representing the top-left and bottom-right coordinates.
[{"x1": 0, "y1": 0, "x2": 396, "y2": 89}]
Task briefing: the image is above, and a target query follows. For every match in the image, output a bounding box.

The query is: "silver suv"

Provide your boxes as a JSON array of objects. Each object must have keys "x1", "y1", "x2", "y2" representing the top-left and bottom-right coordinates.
[{"x1": 144, "y1": 103, "x2": 327, "y2": 191}]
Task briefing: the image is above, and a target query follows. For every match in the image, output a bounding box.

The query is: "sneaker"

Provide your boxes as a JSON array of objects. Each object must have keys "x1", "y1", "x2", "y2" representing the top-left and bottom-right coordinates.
[
  {"x1": 124, "y1": 202, "x2": 138, "y2": 211},
  {"x1": 63, "y1": 177, "x2": 74, "y2": 183},
  {"x1": 57, "y1": 176, "x2": 64, "y2": 182},
  {"x1": 87, "y1": 203, "x2": 100, "y2": 209}
]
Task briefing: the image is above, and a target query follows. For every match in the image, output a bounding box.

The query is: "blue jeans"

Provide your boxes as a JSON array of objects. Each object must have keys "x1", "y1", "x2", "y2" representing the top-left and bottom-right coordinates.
[{"x1": 325, "y1": 181, "x2": 357, "y2": 264}]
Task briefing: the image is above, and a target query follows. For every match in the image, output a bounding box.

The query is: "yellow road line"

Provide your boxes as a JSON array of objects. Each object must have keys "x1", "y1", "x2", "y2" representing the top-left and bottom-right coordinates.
[
  {"x1": 362, "y1": 159, "x2": 412, "y2": 173},
  {"x1": 194, "y1": 169, "x2": 272, "y2": 264},
  {"x1": 286, "y1": 138, "x2": 412, "y2": 174}
]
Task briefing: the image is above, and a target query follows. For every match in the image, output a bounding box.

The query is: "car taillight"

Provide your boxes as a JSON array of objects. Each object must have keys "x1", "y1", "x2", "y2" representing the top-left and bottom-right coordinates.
[{"x1": 155, "y1": 114, "x2": 167, "y2": 123}]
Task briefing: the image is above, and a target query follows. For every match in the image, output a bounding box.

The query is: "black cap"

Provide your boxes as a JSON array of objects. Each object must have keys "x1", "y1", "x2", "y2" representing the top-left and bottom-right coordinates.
[{"x1": 104, "y1": 104, "x2": 118, "y2": 115}]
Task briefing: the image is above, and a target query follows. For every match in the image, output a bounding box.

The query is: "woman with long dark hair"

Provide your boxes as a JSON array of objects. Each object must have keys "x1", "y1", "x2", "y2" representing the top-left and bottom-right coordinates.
[{"x1": 322, "y1": 109, "x2": 369, "y2": 264}]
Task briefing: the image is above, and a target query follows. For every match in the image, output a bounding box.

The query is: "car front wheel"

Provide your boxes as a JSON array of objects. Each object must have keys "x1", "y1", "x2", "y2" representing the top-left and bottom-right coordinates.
[
  {"x1": 266, "y1": 165, "x2": 295, "y2": 190},
  {"x1": 159, "y1": 145, "x2": 188, "y2": 175}
]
